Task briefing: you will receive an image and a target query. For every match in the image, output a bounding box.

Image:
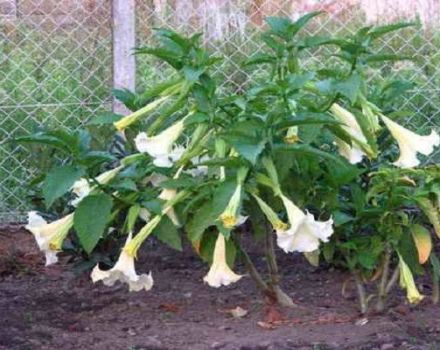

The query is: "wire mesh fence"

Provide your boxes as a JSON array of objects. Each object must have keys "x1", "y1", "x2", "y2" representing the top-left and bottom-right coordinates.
[{"x1": 1, "y1": 0, "x2": 440, "y2": 222}]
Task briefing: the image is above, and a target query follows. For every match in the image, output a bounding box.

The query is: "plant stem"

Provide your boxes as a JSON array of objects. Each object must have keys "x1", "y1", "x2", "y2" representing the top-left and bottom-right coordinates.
[
  {"x1": 385, "y1": 266, "x2": 399, "y2": 294},
  {"x1": 240, "y1": 245, "x2": 268, "y2": 293},
  {"x1": 432, "y1": 271, "x2": 439, "y2": 304},
  {"x1": 353, "y1": 271, "x2": 368, "y2": 314},
  {"x1": 264, "y1": 223, "x2": 295, "y2": 307},
  {"x1": 376, "y1": 246, "x2": 391, "y2": 312}
]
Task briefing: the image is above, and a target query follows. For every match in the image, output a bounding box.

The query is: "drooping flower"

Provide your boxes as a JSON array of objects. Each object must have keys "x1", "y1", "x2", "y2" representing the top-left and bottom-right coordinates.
[
  {"x1": 219, "y1": 183, "x2": 243, "y2": 229},
  {"x1": 91, "y1": 232, "x2": 153, "y2": 292},
  {"x1": 159, "y1": 188, "x2": 181, "y2": 227},
  {"x1": 134, "y1": 118, "x2": 186, "y2": 167},
  {"x1": 398, "y1": 254, "x2": 424, "y2": 304},
  {"x1": 330, "y1": 104, "x2": 369, "y2": 164},
  {"x1": 114, "y1": 95, "x2": 170, "y2": 131},
  {"x1": 252, "y1": 194, "x2": 288, "y2": 232},
  {"x1": 381, "y1": 115, "x2": 440, "y2": 168},
  {"x1": 276, "y1": 195, "x2": 334, "y2": 253},
  {"x1": 218, "y1": 167, "x2": 248, "y2": 229},
  {"x1": 284, "y1": 126, "x2": 300, "y2": 144},
  {"x1": 71, "y1": 166, "x2": 123, "y2": 206},
  {"x1": 203, "y1": 234, "x2": 242, "y2": 288},
  {"x1": 25, "y1": 211, "x2": 74, "y2": 266}
]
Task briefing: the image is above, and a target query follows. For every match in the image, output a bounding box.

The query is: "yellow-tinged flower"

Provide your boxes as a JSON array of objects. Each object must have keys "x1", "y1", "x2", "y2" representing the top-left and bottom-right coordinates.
[
  {"x1": 219, "y1": 183, "x2": 243, "y2": 229},
  {"x1": 398, "y1": 254, "x2": 424, "y2": 304},
  {"x1": 284, "y1": 126, "x2": 300, "y2": 144},
  {"x1": 381, "y1": 115, "x2": 440, "y2": 168},
  {"x1": 253, "y1": 194, "x2": 288, "y2": 232},
  {"x1": 134, "y1": 119, "x2": 186, "y2": 168},
  {"x1": 203, "y1": 234, "x2": 242, "y2": 288},
  {"x1": 330, "y1": 104, "x2": 369, "y2": 164},
  {"x1": 159, "y1": 188, "x2": 181, "y2": 227},
  {"x1": 71, "y1": 166, "x2": 123, "y2": 206},
  {"x1": 124, "y1": 216, "x2": 162, "y2": 258},
  {"x1": 277, "y1": 195, "x2": 333, "y2": 253},
  {"x1": 25, "y1": 211, "x2": 74, "y2": 266},
  {"x1": 91, "y1": 232, "x2": 153, "y2": 292},
  {"x1": 114, "y1": 95, "x2": 169, "y2": 131}
]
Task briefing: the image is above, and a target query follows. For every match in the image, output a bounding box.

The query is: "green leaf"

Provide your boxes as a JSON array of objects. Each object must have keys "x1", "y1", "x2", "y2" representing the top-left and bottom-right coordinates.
[
  {"x1": 43, "y1": 165, "x2": 85, "y2": 208},
  {"x1": 266, "y1": 16, "x2": 292, "y2": 38},
  {"x1": 153, "y1": 216, "x2": 182, "y2": 251},
  {"x1": 335, "y1": 74, "x2": 362, "y2": 103},
  {"x1": 74, "y1": 194, "x2": 113, "y2": 254},
  {"x1": 88, "y1": 112, "x2": 123, "y2": 125},
  {"x1": 273, "y1": 143, "x2": 347, "y2": 166},
  {"x1": 368, "y1": 22, "x2": 415, "y2": 40}
]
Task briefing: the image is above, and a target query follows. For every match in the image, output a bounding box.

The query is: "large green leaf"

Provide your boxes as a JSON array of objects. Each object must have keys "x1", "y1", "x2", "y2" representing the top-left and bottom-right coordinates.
[
  {"x1": 153, "y1": 216, "x2": 182, "y2": 251},
  {"x1": 43, "y1": 165, "x2": 85, "y2": 208},
  {"x1": 74, "y1": 194, "x2": 113, "y2": 254}
]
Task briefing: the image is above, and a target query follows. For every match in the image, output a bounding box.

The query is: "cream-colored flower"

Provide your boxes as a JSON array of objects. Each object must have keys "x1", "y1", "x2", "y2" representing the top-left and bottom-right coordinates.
[
  {"x1": 71, "y1": 166, "x2": 123, "y2": 206},
  {"x1": 134, "y1": 119, "x2": 186, "y2": 167},
  {"x1": 25, "y1": 211, "x2": 74, "y2": 266},
  {"x1": 330, "y1": 104, "x2": 369, "y2": 164},
  {"x1": 398, "y1": 254, "x2": 424, "y2": 304},
  {"x1": 159, "y1": 188, "x2": 180, "y2": 227},
  {"x1": 203, "y1": 234, "x2": 242, "y2": 288},
  {"x1": 277, "y1": 195, "x2": 333, "y2": 253},
  {"x1": 284, "y1": 126, "x2": 300, "y2": 144},
  {"x1": 91, "y1": 232, "x2": 153, "y2": 292},
  {"x1": 381, "y1": 115, "x2": 440, "y2": 168}
]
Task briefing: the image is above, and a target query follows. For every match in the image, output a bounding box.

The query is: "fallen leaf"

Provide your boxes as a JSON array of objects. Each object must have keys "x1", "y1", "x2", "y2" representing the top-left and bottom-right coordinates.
[
  {"x1": 159, "y1": 303, "x2": 181, "y2": 313},
  {"x1": 229, "y1": 306, "x2": 248, "y2": 318}
]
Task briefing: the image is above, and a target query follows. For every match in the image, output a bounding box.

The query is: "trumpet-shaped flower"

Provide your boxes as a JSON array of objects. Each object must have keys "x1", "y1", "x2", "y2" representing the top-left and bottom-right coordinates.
[
  {"x1": 71, "y1": 166, "x2": 123, "y2": 206},
  {"x1": 134, "y1": 119, "x2": 186, "y2": 167},
  {"x1": 114, "y1": 95, "x2": 170, "y2": 131},
  {"x1": 277, "y1": 195, "x2": 333, "y2": 253},
  {"x1": 399, "y1": 255, "x2": 424, "y2": 304},
  {"x1": 330, "y1": 104, "x2": 369, "y2": 164},
  {"x1": 91, "y1": 233, "x2": 153, "y2": 292},
  {"x1": 25, "y1": 211, "x2": 74, "y2": 266},
  {"x1": 203, "y1": 234, "x2": 242, "y2": 288},
  {"x1": 159, "y1": 188, "x2": 180, "y2": 227},
  {"x1": 219, "y1": 184, "x2": 243, "y2": 229},
  {"x1": 284, "y1": 126, "x2": 300, "y2": 144},
  {"x1": 381, "y1": 115, "x2": 440, "y2": 168}
]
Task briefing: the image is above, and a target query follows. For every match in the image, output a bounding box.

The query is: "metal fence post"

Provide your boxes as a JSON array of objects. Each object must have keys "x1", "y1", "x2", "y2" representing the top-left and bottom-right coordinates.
[{"x1": 112, "y1": 0, "x2": 136, "y2": 115}]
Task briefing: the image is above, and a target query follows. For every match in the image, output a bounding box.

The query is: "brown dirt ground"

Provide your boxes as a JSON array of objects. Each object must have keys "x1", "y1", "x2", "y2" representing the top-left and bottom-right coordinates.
[{"x1": 1, "y1": 227, "x2": 440, "y2": 350}]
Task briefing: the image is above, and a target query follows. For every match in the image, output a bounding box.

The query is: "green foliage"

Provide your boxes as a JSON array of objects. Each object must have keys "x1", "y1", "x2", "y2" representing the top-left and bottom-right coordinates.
[{"x1": 17, "y1": 15, "x2": 440, "y2": 313}]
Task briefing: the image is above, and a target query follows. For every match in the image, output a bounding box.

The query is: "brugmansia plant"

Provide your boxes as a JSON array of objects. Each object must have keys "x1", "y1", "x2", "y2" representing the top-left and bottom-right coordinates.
[{"x1": 17, "y1": 14, "x2": 440, "y2": 312}]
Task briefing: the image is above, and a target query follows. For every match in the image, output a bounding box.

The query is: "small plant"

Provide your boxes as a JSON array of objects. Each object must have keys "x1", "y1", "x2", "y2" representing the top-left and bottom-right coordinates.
[{"x1": 16, "y1": 13, "x2": 440, "y2": 312}]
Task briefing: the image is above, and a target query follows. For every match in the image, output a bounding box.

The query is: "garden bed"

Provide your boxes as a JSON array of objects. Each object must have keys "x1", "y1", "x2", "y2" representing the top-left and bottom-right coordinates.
[{"x1": 0, "y1": 228, "x2": 439, "y2": 350}]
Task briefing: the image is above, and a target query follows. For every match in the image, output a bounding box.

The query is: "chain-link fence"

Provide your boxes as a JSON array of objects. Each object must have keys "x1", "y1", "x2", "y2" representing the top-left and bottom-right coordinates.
[{"x1": 1, "y1": 0, "x2": 440, "y2": 222}]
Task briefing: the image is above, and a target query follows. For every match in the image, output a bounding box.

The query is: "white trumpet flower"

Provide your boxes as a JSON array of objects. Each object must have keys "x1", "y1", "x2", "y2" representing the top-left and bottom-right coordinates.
[
  {"x1": 71, "y1": 166, "x2": 123, "y2": 206},
  {"x1": 25, "y1": 211, "x2": 74, "y2": 266},
  {"x1": 381, "y1": 115, "x2": 440, "y2": 168},
  {"x1": 91, "y1": 232, "x2": 153, "y2": 292},
  {"x1": 203, "y1": 234, "x2": 242, "y2": 288},
  {"x1": 277, "y1": 195, "x2": 333, "y2": 253},
  {"x1": 186, "y1": 154, "x2": 210, "y2": 177},
  {"x1": 135, "y1": 119, "x2": 186, "y2": 167},
  {"x1": 330, "y1": 104, "x2": 369, "y2": 164}
]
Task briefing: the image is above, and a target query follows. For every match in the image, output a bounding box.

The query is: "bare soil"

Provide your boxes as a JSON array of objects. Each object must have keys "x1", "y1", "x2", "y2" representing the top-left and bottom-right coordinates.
[{"x1": 1, "y1": 228, "x2": 440, "y2": 350}]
